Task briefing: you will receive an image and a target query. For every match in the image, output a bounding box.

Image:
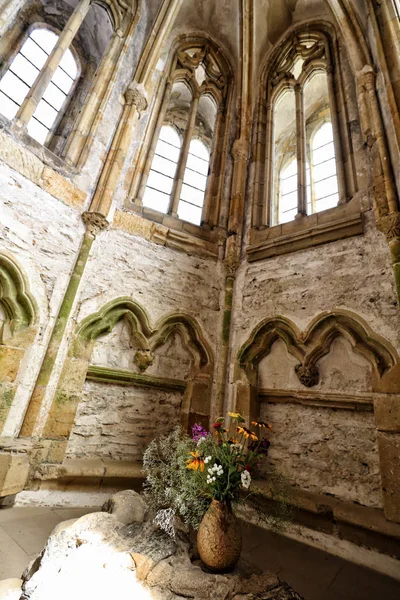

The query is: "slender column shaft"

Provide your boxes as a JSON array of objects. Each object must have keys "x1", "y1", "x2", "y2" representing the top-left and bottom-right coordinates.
[
  {"x1": 15, "y1": 0, "x2": 91, "y2": 128},
  {"x1": 136, "y1": 79, "x2": 173, "y2": 204},
  {"x1": 169, "y1": 93, "x2": 200, "y2": 216},
  {"x1": 63, "y1": 31, "x2": 123, "y2": 166},
  {"x1": 262, "y1": 101, "x2": 274, "y2": 227},
  {"x1": 326, "y1": 67, "x2": 347, "y2": 204},
  {"x1": 202, "y1": 105, "x2": 224, "y2": 227},
  {"x1": 295, "y1": 83, "x2": 307, "y2": 216}
]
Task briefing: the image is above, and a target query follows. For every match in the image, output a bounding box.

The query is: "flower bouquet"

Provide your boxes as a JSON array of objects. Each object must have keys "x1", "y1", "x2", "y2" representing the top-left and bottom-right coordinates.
[{"x1": 142, "y1": 412, "x2": 275, "y2": 569}]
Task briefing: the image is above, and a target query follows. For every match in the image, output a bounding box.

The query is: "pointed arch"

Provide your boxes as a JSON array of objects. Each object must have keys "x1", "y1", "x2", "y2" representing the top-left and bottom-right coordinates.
[
  {"x1": 0, "y1": 254, "x2": 37, "y2": 340},
  {"x1": 303, "y1": 310, "x2": 399, "y2": 377},
  {"x1": 238, "y1": 316, "x2": 304, "y2": 368}
]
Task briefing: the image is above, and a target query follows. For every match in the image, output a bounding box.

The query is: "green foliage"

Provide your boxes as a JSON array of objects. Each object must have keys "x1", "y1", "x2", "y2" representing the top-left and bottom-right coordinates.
[{"x1": 142, "y1": 427, "x2": 210, "y2": 530}]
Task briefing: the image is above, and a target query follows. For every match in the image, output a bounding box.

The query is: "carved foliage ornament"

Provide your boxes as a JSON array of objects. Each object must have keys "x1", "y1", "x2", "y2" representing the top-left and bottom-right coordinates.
[
  {"x1": 125, "y1": 85, "x2": 148, "y2": 112},
  {"x1": 377, "y1": 212, "x2": 400, "y2": 241},
  {"x1": 82, "y1": 211, "x2": 109, "y2": 237}
]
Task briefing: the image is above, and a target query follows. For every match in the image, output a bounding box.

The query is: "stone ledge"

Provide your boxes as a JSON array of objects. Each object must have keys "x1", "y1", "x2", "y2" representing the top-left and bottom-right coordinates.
[
  {"x1": 247, "y1": 209, "x2": 364, "y2": 262},
  {"x1": 36, "y1": 459, "x2": 143, "y2": 481},
  {"x1": 258, "y1": 388, "x2": 374, "y2": 411},
  {"x1": 86, "y1": 365, "x2": 187, "y2": 392},
  {"x1": 113, "y1": 209, "x2": 223, "y2": 260},
  {"x1": 253, "y1": 480, "x2": 400, "y2": 551}
]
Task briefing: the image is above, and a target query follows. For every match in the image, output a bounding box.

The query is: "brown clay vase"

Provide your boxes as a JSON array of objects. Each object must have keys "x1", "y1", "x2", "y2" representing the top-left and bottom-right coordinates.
[{"x1": 197, "y1": 499, "x2": 242, "y2": 572}]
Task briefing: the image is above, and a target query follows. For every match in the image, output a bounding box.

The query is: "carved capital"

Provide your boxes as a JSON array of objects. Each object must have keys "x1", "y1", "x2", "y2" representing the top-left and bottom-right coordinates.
[
  {"x1": 377, "y1": 212, "x2": 400, "y2": 241},
  {"x1": 82, "y1": 211, "x2": 109, "y2": 237},
  {"x1": 125, "y1": 83, "x2": 148, "y2": 112},
  {"x1": 232, "y1": 138, "x2": 249, "y2": 162},
  {"x1": 134, "y1": 349, "x2": 154, "y2": 372},
  {"x1": 223, "y1": 255, "x2": 240, "y2": 279},
  {"x1": 295, "y1": 364, "x2": 320, "y2": 388}
]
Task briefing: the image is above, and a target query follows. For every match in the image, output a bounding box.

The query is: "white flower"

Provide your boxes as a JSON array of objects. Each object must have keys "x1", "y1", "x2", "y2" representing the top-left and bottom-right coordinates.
[
  {"x1": 204, "y1": 456, "x2": 212, "y2": 464},
  {"x1": 197, "y1": 437, "x2": 206, "y2": 446},
  {"x1": 241, "y1": 470, "x2": 251, "y2": 490}
]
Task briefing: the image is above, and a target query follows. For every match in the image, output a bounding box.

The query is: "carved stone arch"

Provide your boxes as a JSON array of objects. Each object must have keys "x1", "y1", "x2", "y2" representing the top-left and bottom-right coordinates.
[
  {"x1": 93, "y1": 0, "x2": 138, "y2": 32},
  {"x1": 152, "y1": 313, "x2": 214, "y2": 374},
  {"x1": 303, "y1": 310, "x2": 399, "y2": 380},
  {"x1": 75, "y1": 297, "x2": 152, "y2": 358},
  {"x1": 0, "y1": 254, "x2": 37, "y2": 342},
  {"x1": 238, "y1": 316, "x2": 305, "y2": 374}
]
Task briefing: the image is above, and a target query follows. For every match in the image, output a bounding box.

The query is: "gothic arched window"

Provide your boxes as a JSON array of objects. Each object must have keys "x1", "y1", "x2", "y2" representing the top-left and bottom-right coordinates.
[
  {"x1": 0, "y1": 28, "x2": 78, "y2": 145},
  {"x1": 131, "y1": 41, "x2": 231, "y2": 231},
  {"x1": 252, "y1": 30, "x2": 351, "y2": 230}
]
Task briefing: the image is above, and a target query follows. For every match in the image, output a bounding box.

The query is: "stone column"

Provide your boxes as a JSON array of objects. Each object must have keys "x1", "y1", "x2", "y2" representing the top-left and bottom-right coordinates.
[
  {"x1": 295, "y1": 83, "x2": 307, "y2": 217},
  {"x1": 135, "y1": 78, "x2": 173, "y2": 205},
  {"x1": 326, "y1": 65, "x2": 347, "y2": 204},
  {"x1": 169, "y1": 91, "x2": 200, "y2": 217},
  {"x1": 357, "y1": 67, "x2": 398, "y2": 215},
  {"x1": 14, "y1": 0, "x2": 91, "y2": 129},
  {"x1": 19, "y1": 211, "x2": 108, "y2": 438},
  {"x1": 202, "y1": 104, "x2": 225, "y2": 227},
  {"x1": 262, "y1": 101, "x2": 274, "y2": 227},
  {"x1": 90, "y1": 83, "x2": 148, "y2": 216},
  {"x1": 62, "y1": 30, "x2": 124, "y2": 167}
]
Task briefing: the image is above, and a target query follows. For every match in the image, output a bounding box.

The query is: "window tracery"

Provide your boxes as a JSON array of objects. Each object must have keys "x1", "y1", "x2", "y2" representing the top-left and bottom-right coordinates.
[
  {"x1": 0, "y1": 0, "x2": 138, "y2": 164},
  {"x1": 131, "y1": 40, "x2": 232, "y2": 231},
  {"x1": 0, "y1": 28, "x2": 78, "y2": 145},
  {"x1": 269, "y1": 33, "x2": 344, "y2": 226}
]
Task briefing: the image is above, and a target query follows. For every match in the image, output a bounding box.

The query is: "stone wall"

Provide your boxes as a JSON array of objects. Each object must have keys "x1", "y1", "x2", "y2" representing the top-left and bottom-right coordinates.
[
  {"x1": 230, "y1": 211, "x2": 399, "y2": 509},
  {"x1": 66, "y1": 381, "x2": 183, "y2": 461}
]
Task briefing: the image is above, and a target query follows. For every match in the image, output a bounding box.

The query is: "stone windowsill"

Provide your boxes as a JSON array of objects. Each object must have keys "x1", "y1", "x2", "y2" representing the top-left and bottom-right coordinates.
[
  {"x1": 113, "y1": 206, "x2": 226, "y2": 260},
  {"x1": 247, "y1": 200, "x2": 364, "y2": 262},
  {"x1": 0, "y1": 116, "x2": 87, "y2": 210}
]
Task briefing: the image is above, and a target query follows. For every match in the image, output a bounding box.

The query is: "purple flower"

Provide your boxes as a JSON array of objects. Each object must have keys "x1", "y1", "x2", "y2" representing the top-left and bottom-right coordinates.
[
  {"x1": 192, "y1": 423, "x2": 209, "y2": 442},
  {"x1": 249, "y1": 437, "x2": 270, "y2": 456}
]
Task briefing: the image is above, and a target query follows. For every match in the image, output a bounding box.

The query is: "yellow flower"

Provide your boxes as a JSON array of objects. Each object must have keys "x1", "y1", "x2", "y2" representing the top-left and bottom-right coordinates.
[
  {"x1": 237, "y1": 426, "x2": 258, "y2": 441},
  {"x1": 228, "y1": 412, "x2": 245, "y2": 423},
  {"x1": 251, "y1": 420, "x2": 272, "y2": 431},
  {"x1": 186, "y1": 451, "x2": 205, "y2": 472}
]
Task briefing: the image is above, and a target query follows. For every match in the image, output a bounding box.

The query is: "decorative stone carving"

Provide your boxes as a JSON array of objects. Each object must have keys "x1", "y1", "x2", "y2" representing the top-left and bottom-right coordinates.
[
  {"x1": 125, "y1": 83, "x2": 148, "y2": 113},
  {"x1": 295, "y1": 364, "x2": 320, "y2": 388},
  {"x1": 231, "y1": 138, "x2": 249, "y2": 162},
  {"x1": 134, "y1": 349, "x2": 154, "y2": 372},
  {"x1": 238, "y1": 310, "x2": 399, "y2": 383},
  {"x1": 0, "y1": 254, "x2": 37, "y2": 341},
  {"x1": 377, "y1": 213, "x2": 400, "y2": 241},
  {"x1": 82, "y1": 211, "x2": 109, "y2": 238}
]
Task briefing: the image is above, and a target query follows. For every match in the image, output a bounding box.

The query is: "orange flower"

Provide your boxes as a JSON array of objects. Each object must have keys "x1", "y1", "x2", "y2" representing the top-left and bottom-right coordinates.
[
  {"x1": 251, "y1": 420, "x2": 272, "y2": 431},
  {"x1": 186, "y1": 451, "x2": 205, "y2": 472},
  {"x1": 237, "y1": 426, "x2": 258, "y2": 441}
]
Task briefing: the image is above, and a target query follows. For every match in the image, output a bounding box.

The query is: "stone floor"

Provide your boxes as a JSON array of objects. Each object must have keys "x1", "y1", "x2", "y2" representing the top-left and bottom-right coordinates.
[{"x1": 0, "y1": 506, "x2": 399, "y2": 600}]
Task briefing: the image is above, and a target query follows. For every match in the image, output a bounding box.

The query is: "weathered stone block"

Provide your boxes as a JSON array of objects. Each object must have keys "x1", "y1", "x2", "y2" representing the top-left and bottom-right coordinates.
[
  {"x1": 0, "y1": 452, "x2": 29, "y2": 497},
  {"x1": 374, "y1": 394, "x2": 400, "y2": 432},
  {"x1": 0, "y1": 346, "x2": 24, "y2": 382},
  {"x1": 377, "y1": 432, "x2": 400, "y2": 522}
]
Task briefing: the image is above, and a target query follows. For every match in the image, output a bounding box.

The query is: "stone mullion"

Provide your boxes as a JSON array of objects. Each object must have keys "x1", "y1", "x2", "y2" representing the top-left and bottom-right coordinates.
[
  {"x1": 202, "y1": 105, "x2": 224, "y2": 227},
  {"x1": 262, "y1": 101, "x2": 274, "y2": 227},
  {"x1": 135, "y1": 79, "x2": 173, "y2": 205},
  {"x1": 169, "y1": 92, "x2": 200, "y2": 217},
  {"x1": 14, "y1": 0, "x2": 91, "y2": 129},
  {"x1": 295, "y1": 83, "x2": 307, "y2": 217},
  {"x1": 327, "y1": 66, "x2": 347, "y2": 204},
  {"x1": 62, "y1": 31, "x2": 125, "y2": 167},
  {"x1": 90, "y1": 84, "x2": 147, "y2": 216}
]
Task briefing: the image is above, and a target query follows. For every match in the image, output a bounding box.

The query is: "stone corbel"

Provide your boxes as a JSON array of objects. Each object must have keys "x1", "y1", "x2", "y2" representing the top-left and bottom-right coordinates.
[
  {"x1": 124, "y1": 82, "x2": 148, "y2": 115},
  {"x1": 82, "y1": 211, "x2": 109, "y2": 238}
]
